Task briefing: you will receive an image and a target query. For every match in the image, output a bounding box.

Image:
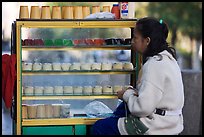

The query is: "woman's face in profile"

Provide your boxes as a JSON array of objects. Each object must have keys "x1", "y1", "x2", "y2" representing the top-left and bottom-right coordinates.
[{"x1": 131, "y1": 30, "x2": 148, "y2": 54}]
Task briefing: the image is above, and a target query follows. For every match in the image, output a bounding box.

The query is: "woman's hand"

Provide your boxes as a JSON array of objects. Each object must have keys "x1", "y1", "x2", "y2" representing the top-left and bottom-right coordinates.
[
  {"x1": 117, "y1": 89, "x2": 126, "y2": 100},
  {"x1": 127, "y1": 87, "x2": 139, "y2": 97},
  {"x1": 117, "y1": 87, "x2": 139, "y2": 100}
]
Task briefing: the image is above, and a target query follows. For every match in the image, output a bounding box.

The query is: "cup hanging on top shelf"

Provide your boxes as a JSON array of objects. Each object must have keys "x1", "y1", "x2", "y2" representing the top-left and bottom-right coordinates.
[
  {"x1": 51, "y1": 6, "x2": 62, "y2": 19},
  {"x1": 30, "y1": 6, "x2": 41, "y2": 19},
  {"x1": 74, "y1": 6, "x2": 83, "y2": 19},
  {"x1": 92, "y1": 6, "x2": 100, "y2": 14},
  {"x1": 103, "y1": 6, "x2": 110, "y2": 12},
  {"x1": 82, "y1": 6, "x2": 90, "y2": 19},
  {"x1": 41, "y1": 6, "x2": 51, "y2": 19},
  {"x1": 19, "y1": 6, "x2": 29, "y2": 19}
]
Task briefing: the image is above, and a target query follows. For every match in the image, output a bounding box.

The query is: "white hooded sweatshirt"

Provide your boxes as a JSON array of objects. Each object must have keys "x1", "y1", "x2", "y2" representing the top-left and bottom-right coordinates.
[{"x1": 118, "y1": 50, "x2": 184, "y2": 135}]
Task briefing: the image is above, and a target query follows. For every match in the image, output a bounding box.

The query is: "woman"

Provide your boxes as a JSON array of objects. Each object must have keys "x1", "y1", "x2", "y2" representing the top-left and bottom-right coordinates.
[{"x1": 91, "y1": 17, "x2": 184, "y2": 135}]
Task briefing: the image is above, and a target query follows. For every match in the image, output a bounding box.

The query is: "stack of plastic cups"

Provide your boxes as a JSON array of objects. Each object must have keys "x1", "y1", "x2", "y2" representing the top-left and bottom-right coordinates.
[
  {"x1": 52, "y1": 6, "x2": 62, "y2": 19},
  {"x1": 63, "y1": 6, "x2": 74, "y2": 19},
  {"x1": 82, "y1": 6, "x2": 90, "y2": 19},
  {"x1": 74, "y1": 6, "x2": 83, "y2": 19},
  {"x1": 41, "y1": 6, "x2": 51, "y2": 19},
  {"x1": 19, "y1": 6, "x2": 29, "y2": 19},
  {"x1": 92, "y1": 6, "x2": 100, "y2": 14},
  {"x1": 30, "y1": 6, "x2": 41, "y2": 19}
]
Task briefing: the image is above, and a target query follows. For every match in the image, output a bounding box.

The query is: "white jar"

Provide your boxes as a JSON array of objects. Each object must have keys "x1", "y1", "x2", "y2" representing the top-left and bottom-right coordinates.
[
  {"x1": 44, "y1": 86, "x2": 54, "y2": 95},
  {"x1": 70, "y1": 63, "x2": 81, "y2": 70},
  {"x1": 113, "y1": 85, "x2": 123, "y2": 94},
  {"x1": 123, "y1": 62, "x2": 134, "y2": 70},
  {"x1": 33, "y1": 63, "x2": 42, "y2": 71},
  {"x1": 101, "y1": 63, "x2": 112, "y2": 70},
  {"x1": 93, "y1": 86, "x2": 102, "y2": 95},
  {"x1": 43, "y1": 63, "x2": 52, "y2": 71},
  {"x1": 103, "y1": 85, "x2": 113, "y2": 95},
  {"x1": 63, "y1": 86, "x2": 73, "y2": 95},
  {"x1": 81, "y1": 63, "x2": 91, "y2": 70},
  {"x1": 112, "y1": 62, "x2": 123, "y2": 70},
  {"x1": 61, "y1": 63, "x2": 71, "y2": 71},
  {"x1": 54, "y1": 86, "x2": 63, "y2": 95},
  {"x1": 83, "y1": 86, "x2": 92, "y2": 95},
  {"x1": 34, "y1": 86, "x2": 44, "y2": 95},
  {"x1": 73, "y1": 86, "x2": 83, "y2": 95},
  {"x1": 91, "y1": 63, "x2": 101, "y2": 70},
  {"x1": 52, "y1": 63, "x2": 61, "y2": 71},
  {"x1": 24, "y1": 86, "x2": 34, "y2": 96},
  {"x1": 22, "y1": 63, "x2": 33, "y2": 71}
]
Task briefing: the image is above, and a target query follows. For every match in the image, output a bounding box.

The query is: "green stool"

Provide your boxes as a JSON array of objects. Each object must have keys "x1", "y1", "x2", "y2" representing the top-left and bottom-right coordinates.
[
  {"x1": 54, "y1": 39, "x2": 64, "y2": 46},
  {"x1": 44, "y1": 39, "x2": 54, "y2": 46},
  {"x1": 63, "y1": 39, "x2": 74, "y2": 47}
]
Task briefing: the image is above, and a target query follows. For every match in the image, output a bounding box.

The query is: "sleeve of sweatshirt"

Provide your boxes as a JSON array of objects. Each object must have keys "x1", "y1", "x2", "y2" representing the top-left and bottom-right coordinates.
[{"x1": 123, "y1": 59, "x2": 164, "y2": 117}]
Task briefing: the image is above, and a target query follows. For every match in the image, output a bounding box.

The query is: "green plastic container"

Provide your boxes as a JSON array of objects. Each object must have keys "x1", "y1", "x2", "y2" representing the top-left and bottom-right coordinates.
[
  {"x1": 22, "y1": 126, "x2": 74, "y2": 135},
  {"x1": 44, "y1": 39, "x2": 54, "y2": 46},
  {"x1": 54, "y1": 39, "x2": 63, "y2": 46},
  {"x1": 63, "y1": 39, "x2": 74, "y2": 47},
  {"x1": 75, "y1": 125, "x2": 86, "y2": 135}
]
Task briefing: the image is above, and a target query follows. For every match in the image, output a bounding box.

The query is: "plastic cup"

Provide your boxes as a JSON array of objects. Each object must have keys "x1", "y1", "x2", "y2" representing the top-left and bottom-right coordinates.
[
  {"x1": 52, "y1": 6, "x2": 62, "y2": 19},
  {"x1": 61, "y1": 6, "x2": 65, "y2": 18},
  {"x1": 63, "y1": 6, "x2": 74, "y2": 19},
  {"x1": 41, "y1": 6, "x2": 51, "y2": 19},
  {"x1": 19, "y1": 6, "x2": 29, "y2": 19},
  {"x1": 27, "y1": 105, "x2": 37, "y2": 119},
  {"x1": 45, "y1": 104, "x2": 53, "y2": 118},
  {"x1": 52, "y1": 104, "x2": 62, "y2": 118},
  {"x1": 92, "y1": 6, "x2": 100, "y2": 14},
  {"x1": 103, "y1": 6, "x2": 110, "y2": 12},
  {"x1": 74, "y1": 6, "x2": 83, "y2": 19},
  {"x1": 36, "y1": 104, "x2": 46, "y2": 118},
  {"x1": 22, "y1": 104, "x2": 28, "y2": 119},
  {"x1": 82, "y1": 6, "x2": 90, "y2": 19},
  {"x1": 30, "y1": 6, "x2": 41, "y2": 19}
]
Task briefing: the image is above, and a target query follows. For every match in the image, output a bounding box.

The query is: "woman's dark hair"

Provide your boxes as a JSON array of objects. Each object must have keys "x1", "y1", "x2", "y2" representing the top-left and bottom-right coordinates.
[{"x1": 135, "y1": 17, "x2": 177, "y2": 63}]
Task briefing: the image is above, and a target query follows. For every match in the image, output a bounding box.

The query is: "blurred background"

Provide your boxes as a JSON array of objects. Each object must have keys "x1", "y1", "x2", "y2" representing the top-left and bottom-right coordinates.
[
  {"x1": 2, "y1": 2, "x2": 202, "y2": 70},
  {"x1": 2, "y1": 2, "x2": 202, "y2": 135}
]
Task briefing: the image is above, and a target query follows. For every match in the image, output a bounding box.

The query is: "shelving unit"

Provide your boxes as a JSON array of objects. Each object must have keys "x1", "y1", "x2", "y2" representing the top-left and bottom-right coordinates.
[{"x1": 12, "y1": 19, "x2": 142, "y2": 135}]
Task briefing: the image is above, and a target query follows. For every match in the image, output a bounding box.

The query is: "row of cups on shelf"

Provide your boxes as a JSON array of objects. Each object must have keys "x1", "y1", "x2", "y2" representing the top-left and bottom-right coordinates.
[
  {"x1": 22, "y1": 38, "x2": 132, "y2": 46},
  {"x1": 23, "y1": 85, "x2": 131, "y2": 96},
  {"x1": 19, "y1": 5, "x2": 111, "y2": 19},
  {"x1": 22, "y1": 62, "x2": 134, "y2": 71},
  {"x1": 22, "y1": 104, "x2": 70, "y2": 119}
]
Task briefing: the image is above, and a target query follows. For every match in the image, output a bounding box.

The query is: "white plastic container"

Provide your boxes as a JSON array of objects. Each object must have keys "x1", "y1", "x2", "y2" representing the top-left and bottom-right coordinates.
[
  {"x1": 120, "y1": 2, "x2": 128, "y2": 19},
  {"x1": 119, "y1": 2, "x2": 135, "y2": 19}
]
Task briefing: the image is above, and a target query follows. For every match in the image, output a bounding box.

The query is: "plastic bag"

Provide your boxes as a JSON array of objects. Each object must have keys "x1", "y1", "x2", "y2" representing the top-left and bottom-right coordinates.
[
  {"x1": 85, "y1": 12, "x2": 115, "y2": 19},
  {"x1": 84, "y1": 101, "x2": 113, "y2": 118}
]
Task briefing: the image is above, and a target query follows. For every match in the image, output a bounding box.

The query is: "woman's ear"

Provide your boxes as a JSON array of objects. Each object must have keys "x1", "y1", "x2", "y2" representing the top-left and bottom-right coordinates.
[{"x1": 146, "y1": 37, "x2": 151, "y2": 46}]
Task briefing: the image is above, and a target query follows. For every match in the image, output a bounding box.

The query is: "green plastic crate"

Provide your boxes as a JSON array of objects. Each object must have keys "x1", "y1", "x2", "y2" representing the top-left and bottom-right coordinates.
[
  {"x1": 22, "y1": 126, "x2": 74, "y2": 135},
  {"x1": 75, "y1": 125, "x2": 86, "y2": 135}
]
